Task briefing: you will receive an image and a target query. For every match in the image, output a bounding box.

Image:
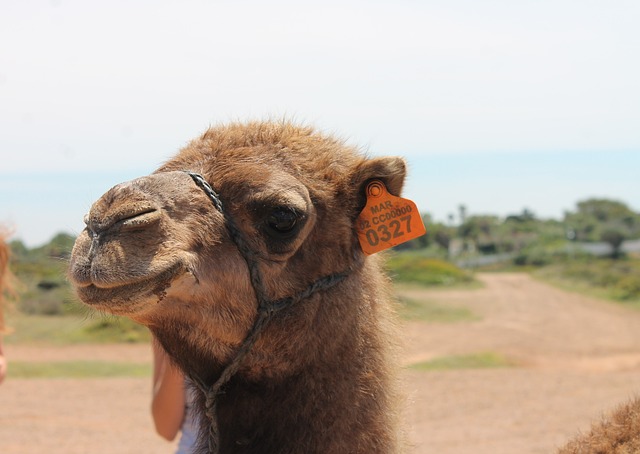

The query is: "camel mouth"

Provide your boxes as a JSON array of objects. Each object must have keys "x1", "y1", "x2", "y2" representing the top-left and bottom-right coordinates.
[{"x1": 75, "y1": 263, "x2": 186, "y2": 314}]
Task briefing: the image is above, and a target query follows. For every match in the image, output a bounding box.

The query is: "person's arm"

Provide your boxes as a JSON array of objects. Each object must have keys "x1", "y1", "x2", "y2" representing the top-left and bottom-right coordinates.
[
  {"x1": 151, "y1": 340, "x2": 186, "y2": 441},
  {"x1": 0, "y1": 336, "x2": 7, "y2": 385}
]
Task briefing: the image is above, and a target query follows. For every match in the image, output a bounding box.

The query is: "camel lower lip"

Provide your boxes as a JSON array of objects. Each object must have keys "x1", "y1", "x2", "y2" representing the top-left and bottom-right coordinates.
[{"x1": 76, "y1": 264, "x2": 184, "y2": 311}]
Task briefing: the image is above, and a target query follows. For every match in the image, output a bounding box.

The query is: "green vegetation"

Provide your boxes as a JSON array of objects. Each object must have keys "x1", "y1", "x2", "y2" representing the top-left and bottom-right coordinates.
[
  {"x1": 8, "y1": 233, "x2": 79, "y2": 316},
  {"x1": 397, "y1": 296, "x2": 477, "y2": 322},
  {"x1": 409, "y1": 352, "x2": 513, "y2": 371},
  {"x1": 402, "y1": 198, "x2": 639, "y2": 259},
  {"x1": 386, "y1": 255, "x2": 474, "y2": 286},
  {"x1": 396, "y1": 198, "x2": 640, "y2": 306},
  {"x1": 565, "y1": 199, "x2": 639, "y2": 249},
  {"x1": 9, "y1": 360, "x2": 151, "y2": 378},
  {"x1": 536, "y1": 258, "x2": 640, "y2": 306}
]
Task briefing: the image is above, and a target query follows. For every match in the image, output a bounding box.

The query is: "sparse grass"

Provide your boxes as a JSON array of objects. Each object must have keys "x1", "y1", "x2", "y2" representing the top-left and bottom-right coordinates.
[
  {"x1": 409, "y1": 352, "x2": 514, "y2": 371},
  {"x1": 80, "y1": 317, "x2": 152, "y2": 343},
  {"x1": 535, "y1": 258, "x2": 640, "y2": 309},
  {"x1": 3, "y1": 312, "x2": 151, "y2": 345},
  {"x1": 8, "y1": 361, "x2": 151, "y2": 378},
  {"x1": 397, "y1": 296, "x2": 478, "y2": 322}
]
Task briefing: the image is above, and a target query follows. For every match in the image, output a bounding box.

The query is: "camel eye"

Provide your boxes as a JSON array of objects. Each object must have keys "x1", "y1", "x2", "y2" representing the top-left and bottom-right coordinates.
[{"x1": 266, "y1": 207, "x2": 299, "y2": 237}]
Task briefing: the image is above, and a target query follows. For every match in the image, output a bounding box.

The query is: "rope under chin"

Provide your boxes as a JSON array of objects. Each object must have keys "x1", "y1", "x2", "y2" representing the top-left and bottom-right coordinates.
[{"x1": 186, "y1": 171, "x2": 348, "y2": 454}]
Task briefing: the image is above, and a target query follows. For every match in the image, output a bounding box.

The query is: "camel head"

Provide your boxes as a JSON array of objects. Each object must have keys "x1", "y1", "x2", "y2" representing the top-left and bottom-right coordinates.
[{"x1": 68, "y1": 121, "x2": 406, "y2": 380}]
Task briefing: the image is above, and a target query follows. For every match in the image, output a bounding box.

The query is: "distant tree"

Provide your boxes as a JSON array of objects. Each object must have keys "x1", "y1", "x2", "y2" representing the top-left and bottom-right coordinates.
[
  {"x1": 521, "y1": 208, "x2": 536, "y2": 222},
  {"x1": 458, "y1": 204, "x2": 467, "y2": 225},
  {"x1": 457, "y1": 220, "x2": 478, "y2": 242},
  {"x1": 458, "y1": 215, "x2": 500, "y2": 254},
  {"x1": 434, "y1": 230, "x2": 452, "y2": 251},
  {"x1": 8, "y1": 239, "x2": 28, "y2": 258},
  {"x1": 576, "y1": 199, "x2": 635, "y2": 223},
  {"x1": 506, "y1": 208, "x2": 536, "y2": 224},
  {"x1": 600, "y1": 226, "x2": 627, "y2": 259},
  {"x1": 428, "y1": 222, "x2": 454, "y2": 251},
  {"x1": 564, "y1": 198, "x2": 639, "y2": 243},
  {"x1": 37, "y1": 232, "x2": 77, "y2": 259}
]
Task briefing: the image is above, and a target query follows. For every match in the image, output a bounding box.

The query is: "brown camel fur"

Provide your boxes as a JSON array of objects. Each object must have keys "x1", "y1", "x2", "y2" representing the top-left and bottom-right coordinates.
[
  {"x1": 68, "y1": 121, "x2": 404, "y2": 454},
  {"x1": 559, "y1": 397, "x2": 640, "y2": 454}
]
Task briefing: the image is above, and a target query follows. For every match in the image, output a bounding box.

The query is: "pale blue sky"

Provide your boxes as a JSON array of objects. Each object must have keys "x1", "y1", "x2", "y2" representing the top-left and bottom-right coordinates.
[
  {"x1": 404, "y1": 151, "x2": 639, "y2": 222},
  {"x1": 1, "y1": 0, "x2": 639, "y2": 246}
]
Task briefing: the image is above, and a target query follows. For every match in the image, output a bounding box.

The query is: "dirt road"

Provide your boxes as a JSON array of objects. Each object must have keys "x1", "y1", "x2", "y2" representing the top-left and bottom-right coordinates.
[
  {"x1": 2, "y1": 273, "x2": 640, "y2": 453},
  {"x1": 401, "y1": 273, "x2": 640, "y2": 453}
]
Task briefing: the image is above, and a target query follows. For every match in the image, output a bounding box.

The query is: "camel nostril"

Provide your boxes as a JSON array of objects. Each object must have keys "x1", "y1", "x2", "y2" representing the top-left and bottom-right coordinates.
[
  {"x1": 86, "y1": 205, "x2": 161, "y2": 235},
  {"x1": 117, "y1": 209, "x2": 161, "y2": 231}
]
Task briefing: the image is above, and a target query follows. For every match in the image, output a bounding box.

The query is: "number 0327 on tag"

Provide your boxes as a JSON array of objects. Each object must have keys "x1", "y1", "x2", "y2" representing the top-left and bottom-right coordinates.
[{"x1": 356, "y1": 180, "x2": 427, "y2": 255}]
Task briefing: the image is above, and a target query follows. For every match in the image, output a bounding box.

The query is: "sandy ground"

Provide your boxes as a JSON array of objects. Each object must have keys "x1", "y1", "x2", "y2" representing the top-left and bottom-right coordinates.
[{"x1": 2, "y1": 273, "x2": 640, "y2": 453}]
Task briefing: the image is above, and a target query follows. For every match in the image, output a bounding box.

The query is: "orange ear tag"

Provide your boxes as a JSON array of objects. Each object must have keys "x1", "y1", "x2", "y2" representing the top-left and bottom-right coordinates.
[{"x1": 356, "y1": 180, "x2": 427, "y2": 255}]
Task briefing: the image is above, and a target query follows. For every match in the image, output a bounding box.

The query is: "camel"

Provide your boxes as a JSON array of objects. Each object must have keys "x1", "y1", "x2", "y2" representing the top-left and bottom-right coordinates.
[
  {"x1": 558, "y1": 397, "x2": 640, "y2": 453},
  {"x1": 68, "y1": 121, "x2": 407, "y2": 454}
]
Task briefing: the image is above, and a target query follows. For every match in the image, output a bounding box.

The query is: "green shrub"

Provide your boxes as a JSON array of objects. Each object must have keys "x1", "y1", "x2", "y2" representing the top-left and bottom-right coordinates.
[
  {"x1": 386, "y1": 254, "x2": 474, "y2": 286},
  {"x1": 612, "y1": 274, "x2": 640, "y2": 301}
]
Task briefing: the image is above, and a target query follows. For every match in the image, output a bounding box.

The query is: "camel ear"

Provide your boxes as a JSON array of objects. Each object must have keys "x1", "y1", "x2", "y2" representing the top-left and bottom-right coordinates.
[{"x1": 350, "y1": 156, "x2": 407, "y2": 214}]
